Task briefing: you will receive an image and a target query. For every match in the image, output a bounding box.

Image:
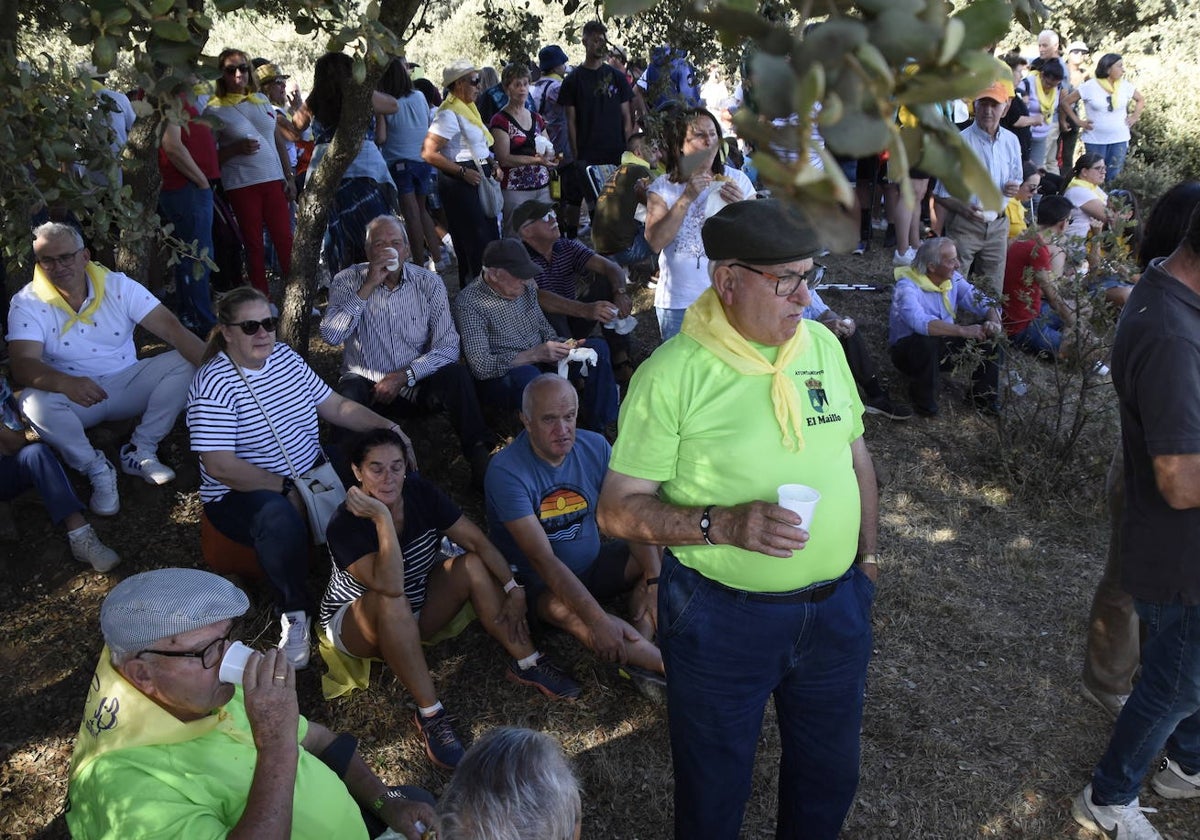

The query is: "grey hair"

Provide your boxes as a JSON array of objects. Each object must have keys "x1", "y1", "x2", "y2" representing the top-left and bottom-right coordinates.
[
  {"x1": 364, "y1": 214, "x2": 409, "y2": 249},
  {"x1": 520, "y1": 372, "x2": 576, "y2": 419},
  {"x1": 912, "y1": 237, "x2": 955, "y2": 276},
  {"x1": 33, "y1": 221, "x2": 84, "y2": 250},
  {"x1": 437, "y1": 727, "x2": 582, "y2": 840}
]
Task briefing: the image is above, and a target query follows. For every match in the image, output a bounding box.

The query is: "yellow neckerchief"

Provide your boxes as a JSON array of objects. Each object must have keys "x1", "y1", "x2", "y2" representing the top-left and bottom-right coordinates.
[
  {"x1": 895, "y1": 264, "x2": 953, "y2": 317},
  {"x1": 69, "y1": 648, "x2": 234, "y2": 781},
  {"x1": 1096, "y1": 76, "x2": 1122, "y2": 98},
  {"x1": 1068, "y1": 176, "x2": 1106, "y2": 202},
  {"x1": 31, "y1": 261, "x2": 108, "y2": 334},
  {"x1": 1033, "y1": 71, "x2": 1057, "y2": 120},
  {"x1": 1005, "y1": 196, "x2": 1028, "y2": 240},
  {"x1": 207, "y1": 91, "x2": 270, "y2": 108},
  {"x1": 621, "y1": 150, "x2": 665, "y2": 178},
  {"x1": 88, "y1": 79, "x2": 104, "y2": 94},
  {"x1": 680, "y1": 287, "x2": 808, "y2": 452},
  {"x1": 439, "y1": 93, "x2": 489, "y2": 134}
]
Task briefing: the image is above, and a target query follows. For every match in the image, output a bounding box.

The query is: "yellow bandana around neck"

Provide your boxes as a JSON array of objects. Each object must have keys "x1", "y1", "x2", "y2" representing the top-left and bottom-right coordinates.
[
  {"x1": 895, "y1": 264, "x2": 954, "y2": 317},
  {"x1": 680, "y1": 287, "x2": 808, "y2": 452},
  {"x1": 32, "y1": 261, "x2": 108, "y2": 334},
  {"x1": 1068, "y1": 176, "x2": 1106, "y2": 201},
  {"x1": 441, "y1": 93, "x2": 490, "y2": 134},
  {"x1": 208, "y1": 91, "x2": 269, "y2": 108},
  {"x1": 1033, "y1": 71, "x2": 1057, "y2": 120},
  {"x1": 1096, "y1": 76, "x2": 1122, "y2": 98}
]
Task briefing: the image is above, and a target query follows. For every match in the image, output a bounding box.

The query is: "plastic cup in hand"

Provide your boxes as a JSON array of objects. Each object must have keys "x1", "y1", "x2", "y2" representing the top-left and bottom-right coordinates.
[
  {"x1": 218, "y1": 641, "x2": 255, "y2": 686},
  {"x1": 777, "y1": 484, "x2": 820, "y2": 532},
  {"x1": 382, "y1": 247, "x2": 400, "y2": 272}
]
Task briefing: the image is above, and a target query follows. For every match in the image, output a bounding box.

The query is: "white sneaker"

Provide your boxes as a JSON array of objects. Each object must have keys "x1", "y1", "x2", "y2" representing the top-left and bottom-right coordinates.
[
  {"x1": 278, "y1": 610, "x2": 311, "y2": 669},
  {"x1": 892, "y1": 247, "x2": 916, "y2": 266},
  {"x1": 120, "y1": 443, "x2": 176, "y2": 486},
  {"x1": 88, "y1": 457, "x2": 120, "y2": 516},
  {"x1": 1071, "y1": 784, "x2": 1161, "y2": 839},
  {"x1": 1152, "y1": 757, "x2": 1200, "y2": 799},
  {"x1": 68, "y1": 525, "x2": 121, "y2": 572}
]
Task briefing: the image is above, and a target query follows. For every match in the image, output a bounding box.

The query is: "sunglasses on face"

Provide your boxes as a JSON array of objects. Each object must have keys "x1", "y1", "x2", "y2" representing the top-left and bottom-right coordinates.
[
  {"x1": 223, "y1": 316, "x2": 279, "y2": 335},
  {"x1": 223, "y1": 64, "x2": 250, "y2": 76},
  {"x1": 466, "y1": 76, "x2": 482, "y2": 86}
]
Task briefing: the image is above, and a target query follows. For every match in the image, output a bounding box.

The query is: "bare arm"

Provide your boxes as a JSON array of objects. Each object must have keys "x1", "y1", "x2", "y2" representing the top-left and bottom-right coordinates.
[
  {"x1": 274, "y1": 112, "x2": 304, "y2": 144},
  {"x1": 9, "y1": 340, "x2": 93, "y2": 398},
  {"x1": 535, "y1": 287, "x2": 616, "y2": 323},
  {"x1": 340, "y1": 486, "x2": 406, "y2": 596},
  {"x1": 139, "y1": 303, "x2": 206, "y2": 367},
  {"x1": 1153, "y1": 454, "x2": 1200, "y2": 510},
  {"x1": 421, "y1": 130, "x2": 482, "y2": 186},
  {"x1": 372, "y1": 91, "x2": 399, "y2": 115},
  {"x1": 565, "y1": 105, "x2": 578, "y2": 161},
  {"x1": 505, "y1": 514, "x2": 608, "y2": 625},
  {"x1": 644, "y1": 183, "x2": 705, "y2": 253},
  {"x1": 851, "y1": 436, "x2": 879, "y2": 582},
  {"x1": 200, "y1": 450, "x2": 292, "y2": 494},
  {"x1": 1127, "y1": 88, "x2": 1145, "y2": 126},
  {"x1": 273, "y1": 120, "x2": 296, "y2": 200},
  {"x1": 621, "y1": 100, "x2": 633, "y2": 141}
]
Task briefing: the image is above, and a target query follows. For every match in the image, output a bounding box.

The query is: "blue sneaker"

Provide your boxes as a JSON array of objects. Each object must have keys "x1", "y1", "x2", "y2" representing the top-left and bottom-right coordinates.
[
  {"x1": 414, "y1": 709, "x2": 465, "y2": 770},
  {"x1": 506, "y1": 656, "x2": 581, "y2": 701}
]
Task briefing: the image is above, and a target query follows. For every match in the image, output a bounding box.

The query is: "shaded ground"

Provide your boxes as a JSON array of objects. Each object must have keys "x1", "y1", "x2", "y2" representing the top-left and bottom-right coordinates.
[{"x1": 2, "y1": 241, "x2": 1193, "y2": 839}]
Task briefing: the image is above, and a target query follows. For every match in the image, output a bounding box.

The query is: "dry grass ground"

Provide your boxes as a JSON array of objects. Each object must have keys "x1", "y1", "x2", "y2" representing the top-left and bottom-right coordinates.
[{"x1": 2, "y1": 241, "x2": 1196, "y2": 839}]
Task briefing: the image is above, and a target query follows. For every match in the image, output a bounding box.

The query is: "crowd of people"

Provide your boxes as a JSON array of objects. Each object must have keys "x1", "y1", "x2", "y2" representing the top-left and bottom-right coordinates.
[{"x1": 0, "y1": 18, "x2": 1192, "y2": 840}]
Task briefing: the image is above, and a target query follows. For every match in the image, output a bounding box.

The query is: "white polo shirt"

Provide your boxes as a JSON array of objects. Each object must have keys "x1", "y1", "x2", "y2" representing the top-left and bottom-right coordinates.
[{"x1": 7, "y1": 270, "x2": 159, "y2": 378}]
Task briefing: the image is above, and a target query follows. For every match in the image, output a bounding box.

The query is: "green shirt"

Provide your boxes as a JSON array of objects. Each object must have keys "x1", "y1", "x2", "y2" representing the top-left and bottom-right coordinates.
[
  {"x1": 66, "y1": 651, "x2": 368, "y2": 840},
  {"x1": 609, "y1": 324, "x2": 864, "y2": 591}
]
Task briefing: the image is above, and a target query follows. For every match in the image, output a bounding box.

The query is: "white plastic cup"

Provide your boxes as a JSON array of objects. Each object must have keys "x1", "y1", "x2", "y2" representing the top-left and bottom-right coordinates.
[
  {"x1": 777, "y1": 484, "x2": 821, "y2": 531},
  {"x1": 382, "y1": 247, "x2": 400, "y2": 272},
  {"x1": 219, "y1": 641, "x2": 255, "y2": 686}
]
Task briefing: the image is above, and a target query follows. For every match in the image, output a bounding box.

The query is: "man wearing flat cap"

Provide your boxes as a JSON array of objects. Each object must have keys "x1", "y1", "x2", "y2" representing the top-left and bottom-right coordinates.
[
  {"x1": 66, "y1": 568, "x2": 436, "y2": 839},
  {"x1": 453, "y1": 238, "x2": 619, "y2": 432},
  {"x1": 598, "y1": 199, "x2": 879, "y2": 840},
  {"x1": 933, "y1": 78, "x2": 1024, "y2": 296}
]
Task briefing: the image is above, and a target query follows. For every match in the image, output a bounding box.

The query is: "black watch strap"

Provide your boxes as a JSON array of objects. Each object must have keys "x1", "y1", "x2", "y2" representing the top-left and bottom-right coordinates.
[{"x1": 700, "y1": 504, "x2": 716, "y2": 546}]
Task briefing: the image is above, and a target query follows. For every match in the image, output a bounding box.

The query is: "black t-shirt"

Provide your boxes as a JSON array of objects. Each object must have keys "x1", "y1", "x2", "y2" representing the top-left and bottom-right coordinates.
[
  {"x1": 1111, "y1": 259, "x2": 1200, "y2": 604},
  {"x1": 1001, "y1": 95, "x2": 1033, "y2": 164},
  {"x1": 559, "y1": 64, "x2": 633, "y2": 165}
]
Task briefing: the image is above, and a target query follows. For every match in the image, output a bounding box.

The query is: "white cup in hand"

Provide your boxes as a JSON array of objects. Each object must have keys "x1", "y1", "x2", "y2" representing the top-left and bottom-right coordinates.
[
  {"x1": 778, "y1": 484, "x2": 820, "y2": 533},
  {"x1": 382, "y1": 247, "x2": 400, "y2": 272},
  {"x1": 218, "y1": 641, "x2": 255, "y2": 686}
]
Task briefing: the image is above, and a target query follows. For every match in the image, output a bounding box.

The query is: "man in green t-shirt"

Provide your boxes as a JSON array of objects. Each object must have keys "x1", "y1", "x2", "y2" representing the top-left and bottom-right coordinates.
[
  {"x1": 66, "y1": 568, "x2": 436, "y2": 839},
  {"x1": 598, "y1": 199, "x2": 879, "y2": 840}
]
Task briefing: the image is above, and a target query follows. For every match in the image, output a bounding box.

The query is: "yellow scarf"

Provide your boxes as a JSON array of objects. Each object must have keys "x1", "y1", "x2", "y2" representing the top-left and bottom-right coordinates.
[
  {"x1": 31, "y1": 261, "x2": 108, "y2": 334},
  {"x1": 207, "y1": 91, "x2": 269, "y2": 108},
  {"x1": 1096, "y1": 76, "x2": 1122, "y2": 98},
  {"x1": 680, "y1": 287, "x2": 808, "y2": 452},
  {"x1": 895, "y1": 265, "x2": 953, "y2": 317},
  {"x1": 1033, "y1": 71, "x2": 1057, "y2": 120},
  {"x1": 440, "y1": 93, "x2": 491, "y2": 138},
  {"x1": 1068, "y1": 176, "x2": 1106, "y2": 201}
]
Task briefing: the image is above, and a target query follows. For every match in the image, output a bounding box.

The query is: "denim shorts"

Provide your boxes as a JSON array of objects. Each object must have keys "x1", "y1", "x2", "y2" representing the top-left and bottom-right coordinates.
[{"x1": 389, "y1": 158, "x2": 437, "y2": 196}]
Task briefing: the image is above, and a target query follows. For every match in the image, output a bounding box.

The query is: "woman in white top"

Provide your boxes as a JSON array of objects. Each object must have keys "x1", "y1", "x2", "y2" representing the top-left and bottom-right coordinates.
[
  {"x1": 1077, "y1": 53, "x2": 1145, "y2": 183},
  {"x1": 644, "y1": 107, "x2": 754, "y2": 341},
  {"x1": 186, "y1": 286, "x2": 409, "y2": 669},
  {"x1": 205, "y1": 48, "x2": 296, "y2": 295},
  {"x1": 421, "y1": 59, "x2": 500, "y2": 287},
  {"x1": 1064, "y1": 152, "x2": 1112, "y2": 245}
]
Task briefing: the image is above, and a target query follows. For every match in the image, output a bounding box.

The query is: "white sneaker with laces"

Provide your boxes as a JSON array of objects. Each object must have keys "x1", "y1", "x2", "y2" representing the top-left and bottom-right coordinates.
[
  {"x1": 1071, "y1": 784, "x2": 1161, "y2": 839},
  {"x1": 892, "y1": 247, "x2": 916, "y2": 266},
  {"x1": 120, "y1": 443, "x2": 176, "y2": 485},
  {"x1": 88, "y1": 457, "x2": 120, "y2": 516},
  {"x1": 1152, "y1": 757, "x2": 1200, "y2": 799},
  {"x1": 278, "y1": 610, "x2": 311, "y2": 669},
  {"x1": 68, "y1": 525, "x2": 121, "y2": 572}
]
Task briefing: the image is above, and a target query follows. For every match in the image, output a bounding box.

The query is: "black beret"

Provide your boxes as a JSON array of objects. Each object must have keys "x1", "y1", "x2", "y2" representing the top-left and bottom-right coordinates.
[{"x1": 701, "y1": 199, "x2": 823, "y2": 264}]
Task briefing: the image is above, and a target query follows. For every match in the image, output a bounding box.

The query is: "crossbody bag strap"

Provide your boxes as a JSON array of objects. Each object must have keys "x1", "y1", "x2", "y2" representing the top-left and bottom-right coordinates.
[
  {"x1": 225, "y1": 351, "x2": 302, "y2": 481},
  {"x1": 454, "y1": 112, "x2": 491, "y2": 176}
]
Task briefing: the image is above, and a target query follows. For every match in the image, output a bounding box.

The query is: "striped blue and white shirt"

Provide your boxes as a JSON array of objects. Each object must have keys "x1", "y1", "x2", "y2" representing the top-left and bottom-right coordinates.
[{"x1": 186, "y1": 344, "x2": 332, "y2": 504}]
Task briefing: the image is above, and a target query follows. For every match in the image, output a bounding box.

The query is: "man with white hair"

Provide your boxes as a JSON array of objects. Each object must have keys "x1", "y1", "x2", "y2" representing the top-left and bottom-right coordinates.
[
  {"x1": 66, "y1": 567, "x2": 437, "y2": 839},
  {"x1": 8, "y1": 222, "x2": 205, "y2": 515}
]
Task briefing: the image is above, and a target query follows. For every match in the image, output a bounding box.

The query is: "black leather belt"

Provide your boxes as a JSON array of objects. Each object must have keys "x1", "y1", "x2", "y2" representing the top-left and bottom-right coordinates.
[{"x1": 709, "y1": 572, "x2": 844, "y2": 605}]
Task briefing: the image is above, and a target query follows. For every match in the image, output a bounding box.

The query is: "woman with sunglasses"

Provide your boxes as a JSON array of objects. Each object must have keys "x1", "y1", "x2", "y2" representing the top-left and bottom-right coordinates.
[
  {"x1": 421, "y1": 59, "x2": 500, "y2": 287},
  {"x1": 186, "y1": 287, "x2": 411, "y2": 671},
  {"x1": 644, "y1": 107, "x2": 754, "y2": 341},
  {"x1": 1076, "y1": 53, "x2": 1145, "y2": 183},
  {"x1": 204, "y1": 49, "x2": 296, "y2": 295}
]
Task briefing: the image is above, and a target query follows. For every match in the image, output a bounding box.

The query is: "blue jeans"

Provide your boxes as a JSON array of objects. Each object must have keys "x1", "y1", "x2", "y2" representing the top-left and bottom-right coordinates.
[
  {"x1": 1011, "y1": 303, "x2": 1063, "y2": 357},
  {"x1": 656, "y1": 307, "x2": 687, "y2": 342},
  {"x1": 607, "y1": 226, "x2": 654, "y2": 267},
  {"x1": 476, "y1": 338, "x2": 619, "y2": 432},
  {"x1": 204, "y1": 489, "x2": 311, "y2": 613},
  {"x1": 1084, "y1": 141, "x2": 1129, "y2": 184},
  {"x1": 1092, "y1": 599, "x2": 1200, "y2": 805},
  {"x1": 659, "y1": 552, "x2": 874, "y2": 839},
  {"x1": 158, "y1": 184, "x2": 217, "y2": 334},
  {"x1": 0, "y1": 443, "x2": 84, "y2": 524}
]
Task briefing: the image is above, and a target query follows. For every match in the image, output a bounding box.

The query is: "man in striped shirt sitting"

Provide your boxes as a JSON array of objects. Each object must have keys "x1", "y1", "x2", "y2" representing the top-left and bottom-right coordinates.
[{"x1": 320, "y1": 215, "x2": 495, "y2": 488}]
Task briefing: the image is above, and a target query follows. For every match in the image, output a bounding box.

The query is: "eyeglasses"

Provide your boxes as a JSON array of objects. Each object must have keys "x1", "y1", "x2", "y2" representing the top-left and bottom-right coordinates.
[
  {"x1": 35, "y1": 247, "x2": 84, "y2": 270},
  {"x1": 466, "y1": 76, "x2": 482, "y2": 86},
  {"x1": 731, "y1": 262, "x2": 825, "y2": 296},
  {"x1": 223, "y1": 316, "x2": 279, "y2": 335},
  {"x1": 223, "y1": 64, "x2": 250, "y2": 76},
  {"x1": 137, "y1": 632, "x2": 231, "y2": 670}
]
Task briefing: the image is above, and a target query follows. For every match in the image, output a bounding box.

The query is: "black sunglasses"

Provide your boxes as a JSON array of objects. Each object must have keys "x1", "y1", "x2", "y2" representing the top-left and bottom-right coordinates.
[
  {"x1": 466, "y1": 76, "x2": 482, "y2": 86},
  {"x1": 1106, "y1": 94, "x2": 1114, "y2": 112},
  {"x1": 223, "y1": 64, "x2": 250, "y2": 76},
  {"x1": 223, "y1": 316, "x2": 279, "y2": 335}
]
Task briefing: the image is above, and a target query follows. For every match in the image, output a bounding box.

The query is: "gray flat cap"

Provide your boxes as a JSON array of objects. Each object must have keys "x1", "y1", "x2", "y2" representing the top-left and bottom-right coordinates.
[{"x1": 101, "y1": 568, "x2": 249, "y2": 653}]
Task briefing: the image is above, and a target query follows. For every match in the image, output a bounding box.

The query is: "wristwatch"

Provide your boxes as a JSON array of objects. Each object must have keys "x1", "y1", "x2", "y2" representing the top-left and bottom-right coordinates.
[
  {"x1": 371, "y1": 788, "x2": 408, "y2": 813},
  {"x1": 405, "y1": 367, "x2": 417, "y2": 388},
  {"x1": 700, "y1": 505, "x2": 716, "y2": 546}
]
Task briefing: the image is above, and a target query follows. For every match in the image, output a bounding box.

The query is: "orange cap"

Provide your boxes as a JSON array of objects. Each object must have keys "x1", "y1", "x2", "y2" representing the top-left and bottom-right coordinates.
[{"x1": 976, "y1": 79, "x2": 1015, "y2": 102}]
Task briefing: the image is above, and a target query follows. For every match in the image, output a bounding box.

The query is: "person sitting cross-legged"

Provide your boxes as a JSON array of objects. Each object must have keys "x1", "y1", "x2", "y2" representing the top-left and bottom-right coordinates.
[
  {"x1": 321, "y1": 429, "x2": 581, "y2": 771},
  {"x1": 486, "y1": 375, "x2": 664, "y2": 700}
]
